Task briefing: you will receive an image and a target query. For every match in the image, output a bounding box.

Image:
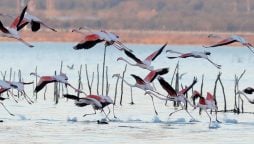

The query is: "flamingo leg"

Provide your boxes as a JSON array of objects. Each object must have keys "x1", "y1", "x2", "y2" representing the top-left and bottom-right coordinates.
[
  {"x1": 17, "y1": 38, "x2": 34, "y2": 48},
  {"x1": 7, "y1": 91, "x2": 18, "y2": 103},
  {"x1": 205, "y1": 110, "x2": 212, "y2": 127},
  {"x1": 0, "y1": 102, "x2": 14, "y2": 116},
  {"x1": 206, "y1": 58, "x2": 221, "y2": 69},
  {"x1": 112, "y1": 104, "x2": 117, "y2": 119},
  {"x1": 150, "y1": 95, "x2": 158, "y2": 115},
  {"x1": 102, "y1": 109, "x2": 110, "y2": 121},
  {"x1": 168, "y1": 107, "x2": 183, "y2": 118},
  {"x1": 83, "y1": 109, "x2": 96, "y2": 117},
  {"x1": 23, "y1": 91, "x2": 34, "y2": 104}
]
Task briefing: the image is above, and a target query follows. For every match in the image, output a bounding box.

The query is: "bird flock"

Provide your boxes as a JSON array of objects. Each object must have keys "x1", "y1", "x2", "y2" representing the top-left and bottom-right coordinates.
[{"x1": 1, "y1": 2, "x2": 254, "y2": 127}]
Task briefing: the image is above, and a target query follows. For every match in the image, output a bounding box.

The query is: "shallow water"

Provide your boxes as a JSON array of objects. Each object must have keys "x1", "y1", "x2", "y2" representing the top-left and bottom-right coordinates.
[{"x1": 0, "y1": 42, "x2": 254, "y2": 144}]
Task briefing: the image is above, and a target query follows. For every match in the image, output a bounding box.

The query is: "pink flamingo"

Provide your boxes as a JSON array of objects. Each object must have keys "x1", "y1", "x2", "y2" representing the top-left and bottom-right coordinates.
[
  {"x1": 63, "y1": 94, "x2": 113, "y2": 120},
  {"x1": 117, "y1": 43, "x2": 167, "y2": 71},
  {"x1": 0, "y1": 5, "x2": 33, "y2": 47},
  {"x1": 166, "y1": 50, "x2": 221, "y2": 69},
  {"x1": 72, "y1": 28, "x2": 131, "y2": 52},
  {"x1": 145, "y1": 76, "x2": 197, "y2": 119},
  {"x1": 112, "y1": 68, "x2": 169, "y2": 115},
  {"x1": 192, "y1": 91, "x2": 220, "y2": 127},
  {"x1": 204, "y1": 35, "x2": 254, "y2": 54},
  {"x1": 30, "y1": 72, "x2": 85, "y2": 94}
]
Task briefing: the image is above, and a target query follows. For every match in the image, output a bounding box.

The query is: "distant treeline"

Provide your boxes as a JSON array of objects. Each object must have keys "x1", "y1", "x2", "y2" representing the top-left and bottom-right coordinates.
[{"x1": 1, "y1": 0, "x2": 254, "y2": 32}]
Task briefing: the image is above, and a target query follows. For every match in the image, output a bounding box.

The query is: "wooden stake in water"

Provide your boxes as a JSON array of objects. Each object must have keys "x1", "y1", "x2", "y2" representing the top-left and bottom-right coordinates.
[
  {"x1": 120, "y1": 64, "x2": 127, "y2": 105},
  {"x1": 77, "y1": 64, "x2": 83, "y2": 98},
  {"x1": 101, "y1": 45, "x2": 107, "y2": 95},
  {"x1": 113, "y1": 74, "x2": 120, "y2": 105},
  {"x1": 85, "y1": 64, "x2": 94, "y2": 95},
  {"x1": 106, "y1": 66, "x2": 110, "y2": 96},
  {"x1": 96, "y1": 64, "x2": 100, "y2": 95}
]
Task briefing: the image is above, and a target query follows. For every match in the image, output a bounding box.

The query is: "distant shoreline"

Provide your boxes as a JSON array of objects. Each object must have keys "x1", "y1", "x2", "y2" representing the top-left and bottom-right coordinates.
[{"x1": 1, "y1": 30, "x2": 254, "y2": 45}]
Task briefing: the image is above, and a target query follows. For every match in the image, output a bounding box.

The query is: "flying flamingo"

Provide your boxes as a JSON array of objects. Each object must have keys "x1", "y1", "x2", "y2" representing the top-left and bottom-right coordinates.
[
  {"x1": 204, "y1": 35, "x2": 254, "y2": 54},
  {"x1": 112, "y1": 68, "x2": 169, "y2": 115},
  {"x1": 145, "y1": 76, "x2": 197, "y2": 119},
  {"x1": 191, "y1": 91, "x2": 220, "y2": 127},
  {"x1": 30, "y1": 72, "x2": 85, "y2": 94},
  {"x1": 63, "y1": 94, "x2": 113, "y2": 120},
  {"x1": 72, "y1": 28, "x2": 131, "y2": 52},
  {"x1": 117, "y1": 43, "x2": 167, "y2": 71},
  {"x1": 0, "y1": 5, "x2": 33, "y2": 47},
  {"x1": 166, "y1": 50, "x2": 221, "y2": 69}
]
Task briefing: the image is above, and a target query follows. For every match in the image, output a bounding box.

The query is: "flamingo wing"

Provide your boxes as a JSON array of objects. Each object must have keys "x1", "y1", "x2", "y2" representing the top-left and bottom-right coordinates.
[
  {"x1": 206, "y1": 92, "x2": 214, "y2": 101},
  {"x1": 145, "y1": 43, "x2": 167, "y2": 62},
  {"x1": 157, "y1": 77, "x2": 177, "y2": 97},
  {"x1": 35, "y1": 76, "x2": 56, "y2": 92},
  {"x1": 10, "y1": 5, "x2": 27, "y2": 29},
  {"x1": 63, "y1": 94, "x2": 80, "y2": 100},
  {"x1": 124, "y1": 50, "x2": 143, "y2": 64},
  {"x1": 179, "y1": 53, "x2": 194, "y2": 58},
  {"x1": 144, "y1": 68, "x2": 169, "y2": 83},
  {"x1": 179, "y1": 77, "x2": 197, "y2": 95},
  {"x1": 74, "y1": 34, "x2": 104, "y2": 50},
  {"x1": 0, "y1": 88, "x2": 9, "y2": 95},
  {"x1": 75, "y1": 97, "x2": 102, "y2": 108},
  {"x1": 0, "y1": 21, "x2": 9, "y2": 33},
  {"x1": 205, "y1": 38, "x2": 236, "y2": 48},
  {"x1": 40, "y1": 22, "x2": 57, "y2": 32},
  {"x1": 131, "y1": 74, "x2": 146, "y2": 85}
]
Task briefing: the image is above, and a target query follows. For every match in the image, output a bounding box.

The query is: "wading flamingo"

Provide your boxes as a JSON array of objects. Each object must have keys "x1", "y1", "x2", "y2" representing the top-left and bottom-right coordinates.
[
  {"x1": 237, "y1": 90, "x2": 254, "y2": 104},
  {"x1": 204, "y1": 35, "x2": 254, "y2": 54},
  {"x1": 117, "y1": 43, "x2": 167, "y2": 71},
  {"x1": 63, "y1": 94, "x2": 113, "y2": 120},
  {"x1": 0, "y1": 5, "x2": 33, "y2": 47},
  {"x1": 145, "y1": 76, "x2": 197, "y2": 119},
  {"x1": 10, "y1": 81, "x2": 34, "y2": 104},
  {"x1": 192, "y1": 91, "x2": 220, "y2": 127},
  {"x1": 112, "y1": 68, "x2": 169, "y2": 115},
  {"x1": 166, "y1": 50, "x2": 221, "y2": 69}
]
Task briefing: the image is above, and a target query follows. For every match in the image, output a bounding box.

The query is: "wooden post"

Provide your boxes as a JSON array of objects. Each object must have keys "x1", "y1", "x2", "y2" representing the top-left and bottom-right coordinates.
[
  {"x1": 101, "y1": 45, "x2": 107, "y2": 95},
  {"x1": 96, "y1": 64, "x2": 100, "y2": 95},
  {"x1": 120, "y1": 64, "x2": 127, "y2": 105},
  {"x1": 77, "y1": 65, "x2": 82, "y2": 98}
]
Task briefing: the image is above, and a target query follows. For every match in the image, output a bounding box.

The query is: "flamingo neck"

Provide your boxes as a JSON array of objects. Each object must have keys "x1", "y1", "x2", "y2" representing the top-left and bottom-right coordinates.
[
  {"x1": 115, "y1": 75, "x2": 134, "y2": 87},
  {"x1": 119, "y1": 58, "x2": 136, "y2": 66}
]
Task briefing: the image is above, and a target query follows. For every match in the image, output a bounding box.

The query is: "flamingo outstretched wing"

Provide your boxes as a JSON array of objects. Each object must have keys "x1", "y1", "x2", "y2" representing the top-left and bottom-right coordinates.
[
  {"x1": 157, "y1": 76, "x2": 177, "y2": 97},
  {"x1": 144, "y1": 68, "x2": 169, "y2": 83},
  {"x1": 131, "y1": 74, "x2": 146, "y2": 85},
  {"x1": 35, "y1": 76, "x2": 55, "y2": 92},
  {"x1": 179, "y1": 77, "x2": 197, "y2": 95},
  {"x1": 10, "y1": 5, "x2": 28, "y2": 30},
  {"x1": 204, "y1": 37, "x2": 236, "y2": 48},
  {"x1": 0, "y1": 21, "x2": 9, "y2": 33},
  {"x1": 145, "y1": 43, "x2": 167, "y2": 62},
  {"x1": 124, "y1": 50, "x2": 143, "y2": 64}
]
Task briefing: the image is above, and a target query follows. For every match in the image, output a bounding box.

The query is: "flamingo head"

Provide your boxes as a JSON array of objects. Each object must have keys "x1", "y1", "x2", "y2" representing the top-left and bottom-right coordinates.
[
  {"x1": 117, "y1": 57, "x2": 124, "y2": 61},
  {"x1": 243, "y1": 43, "x2": 253, "y2": 48},
  {"x1": 204, "y1": 51, "x2": 211, "y2": 55},
  {"x1": 112, "y1": 73, "x2": 120, "y2": 78},
  {"x1": 191, "y1": 90, "x2": 201, "y2": 101},
  {"x1": 59, "y1": 72, "x2": 68, "y2": 81}
]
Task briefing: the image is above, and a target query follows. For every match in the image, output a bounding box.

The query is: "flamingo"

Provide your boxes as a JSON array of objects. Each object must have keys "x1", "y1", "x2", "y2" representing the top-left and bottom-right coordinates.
[
  {"x1": 145, "y1": 76, "x2": 197, "y2": 119},
  {"x1": 191, "y1": 91, "x2": 220, "y2": 127},
  {"x1": 30, "y1": 72, "x2": 85, "y2": 94},
  {"x1": 237, "y1": 90, "x2": 254, "y2": 104},
  {"x1": 166, "y1": 50, "x2": 221, "y2": 69},
  {"x1": 72, "y1": 28, "x2": 131, "y2": 52},
  {"x1": 112, "y1": 68, "x2": 169, "y2": 115},
  {"x1": 117, "y1": 43, "x2": 167, "y2": 71},
  {"x1": 242, "y1": 87, "x2": 254, "y2": 95},
  {"x1": 63, "y1": 94, "x2": 113, "y2": 119},
  {"x1": 0, "y1": 81, "x2": 16, "y2": 116},
  {"x1": 9, "y1": 81, "x2": 34, "y2": 104},
  {"x1": 0, "y1": 5, "x2": 33, "y2": 47},
  {"x1": 204, "y1": 35, "x2": 254, "y2": 54}
]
